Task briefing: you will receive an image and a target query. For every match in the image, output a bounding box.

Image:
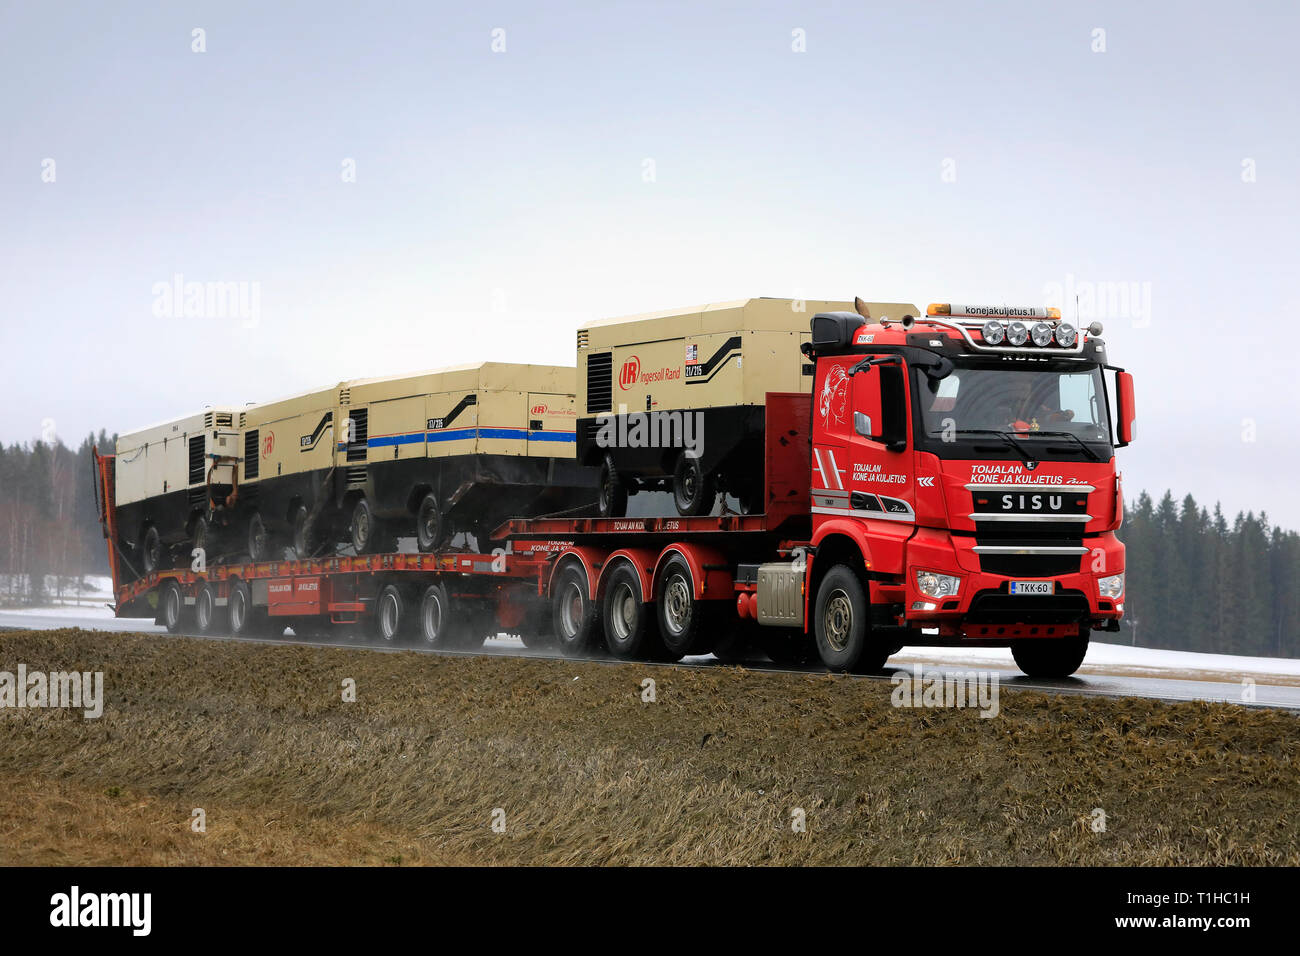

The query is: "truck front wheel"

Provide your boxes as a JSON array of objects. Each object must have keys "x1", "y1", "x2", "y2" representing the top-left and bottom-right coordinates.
[
  {"x1": 814, "y1": 565, "x2": 890, "y2": 673},
  {"x1": 1011, "y1": 633, "x2": 1089, "y2": 678}
]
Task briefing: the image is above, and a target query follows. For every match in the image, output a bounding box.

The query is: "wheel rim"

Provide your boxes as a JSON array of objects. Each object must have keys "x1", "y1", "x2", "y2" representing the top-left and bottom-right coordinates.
[
  {"x1": 610, "y1": 582, "x2": 636, "y2": 642},
  {"x1": 380, "y1": 592, "x2": 398, "y2": 640},
  {"x1": 824, "y1": 589, "x2": 853, "y2": 653},
  {"x1": 663, "y1": 574, "x2": 691, "y2": 636},
  {"x1": 422, "y1": 594, "x2": 443, "y2": 643}
]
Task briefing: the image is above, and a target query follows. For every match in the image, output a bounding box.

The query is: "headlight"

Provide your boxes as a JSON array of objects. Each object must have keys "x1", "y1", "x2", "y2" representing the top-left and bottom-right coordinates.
[
  {"x1": 1054, "y1": 322, "x2": 1077, "y2": 347},
  {"x1": 981, "y1": 320, "x2": 1006, "y2": 345},
  {"x1": 1098, "y1": 573, "x2": 1124, "y2": 599},
  {"x1": 1006, "y1": 321, "x2": 1028, "y2": 346},
  {"x1": 916, "y1": 570, "x2": 962, "y2": 600},
  {"x1": 1031, "y1": 322, "x2": 1053, "y2": 347}
]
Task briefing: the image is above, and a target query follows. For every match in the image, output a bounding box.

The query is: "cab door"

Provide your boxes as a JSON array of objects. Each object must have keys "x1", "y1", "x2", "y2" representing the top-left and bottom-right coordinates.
[{"x1": 845, "y1": 362, "x2": 914, "y2": 522}]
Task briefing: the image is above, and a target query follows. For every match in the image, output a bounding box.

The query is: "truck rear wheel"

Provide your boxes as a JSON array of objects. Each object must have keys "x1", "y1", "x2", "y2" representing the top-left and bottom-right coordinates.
[
  {"x1": 602, "y1": 564, "x2": 660, "y2": 659},
  {"x1": 656, "y1": 556, "x2": 713, "y2": 658},
  {"x1": 814, "y1": 565, "x2": 890, "y2": 672},
  {"x1": 597, "y1": 454, "x2": 628, "y2": 518},
  {"x1": 1011, "y1": 633, "x2": 1089, "y2": 678},
  {"x1": 552, "y1": 564, "x2": 602, "y2": 656},
  {"x1": 672, "y1": 452, "x2": 715, "y2": 517}
]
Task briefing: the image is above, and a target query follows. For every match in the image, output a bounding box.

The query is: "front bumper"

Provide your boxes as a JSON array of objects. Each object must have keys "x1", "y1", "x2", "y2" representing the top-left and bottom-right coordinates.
[{"x1": 902, "y1": 527, "x2": 1125, "y2": 640}]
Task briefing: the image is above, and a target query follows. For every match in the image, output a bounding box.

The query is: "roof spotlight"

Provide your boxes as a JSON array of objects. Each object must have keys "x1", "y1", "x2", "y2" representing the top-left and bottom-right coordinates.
[
  {"x1": 981, "y1": 320, "x2": 1006, "y2": 345},
  {"x1": 1030, "y1": 322, "x2": 1054, "y2": 347},
  {"x1": 1006, "y1": 321, "x2": 1029, "y2": 346},
  {"x1": 1055, "y1": 322, "x2": 1078, "y2": 348}
]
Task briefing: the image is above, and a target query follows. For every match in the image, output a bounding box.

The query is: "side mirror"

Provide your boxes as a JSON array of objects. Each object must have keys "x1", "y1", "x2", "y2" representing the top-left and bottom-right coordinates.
[
  {"x1": 1116, "y1": 370, "x2": 1136, "y2": 445},
  {"x1": 854, "y1": 412, "x2": 873, "y2": 438},
  {"x1": 853, "y1": 366, "x2": 906, "y2": 451}
]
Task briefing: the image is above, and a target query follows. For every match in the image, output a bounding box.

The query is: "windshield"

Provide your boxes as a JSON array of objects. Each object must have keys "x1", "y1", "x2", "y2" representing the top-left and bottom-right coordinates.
[{"x1": 915, "y1": 361, "x2": 1111, "y2": 445}]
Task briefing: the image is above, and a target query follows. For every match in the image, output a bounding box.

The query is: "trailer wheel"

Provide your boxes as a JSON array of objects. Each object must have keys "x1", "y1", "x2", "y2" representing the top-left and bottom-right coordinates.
[
  {"x1": 372, "y1": 584, "x2": 411, "y2": 643},
  {"x1": 141, "y1": 525, "x2": 164, "y2": 574},
  {"x1": 158, "y1": 579, "x2": 189, "y2": 633},
  {"x1": 247, "y1": 512, "x2": 270, "y2": 562},
  {"x1": 552, "y1": 564, "x2": 602, "y2": 656},
  {"x1": 1011, "y1": 633, "x2": 1089, "y2": 678},
  {"x1": 597, "y1": 454, "x2": 628, "y2": 518},
  {"x1": 195, "y1": 582, "x2": 227, "y2": 635},
  {"x1": 227, "y1": 580, "x2": 266, "y2": 637},
  {"x1": 656, "y1": 556, "x2": 713, "y2": 659},
  {"x1": 418, "y1": 583, "x2": 459, "y2": 648},
  {"x1": 672, "y1": 452, "x2": 716, "y2": 517},
  {"x1": 602, "y1": 564, "x2": 660, "y2": 660},
  {"x1": 813, "y1": 565, "x2": 889, "y2": 672},
  {"x1": 415, "y1": 493, "x2": 447, "y2": 553}
]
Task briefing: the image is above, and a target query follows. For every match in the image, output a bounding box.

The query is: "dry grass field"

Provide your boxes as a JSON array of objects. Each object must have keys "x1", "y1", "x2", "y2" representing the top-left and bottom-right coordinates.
[{"x1": 1, "y1": 628, "x2": 1297, "y2": 866}]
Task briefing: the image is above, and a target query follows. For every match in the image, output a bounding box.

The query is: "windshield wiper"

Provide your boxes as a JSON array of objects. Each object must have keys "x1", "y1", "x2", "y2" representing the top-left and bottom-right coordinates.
[
  {"x1": 950, "y1": 429, "x2": 1036, "y2": 464},
  {"x1": 1015, "y1": 430, "x2": 1104, "y2": 462}
]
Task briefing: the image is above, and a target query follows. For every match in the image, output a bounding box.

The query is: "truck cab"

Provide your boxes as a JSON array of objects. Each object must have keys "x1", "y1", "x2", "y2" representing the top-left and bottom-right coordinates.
[{"x1": 802, "y1": 302, "x2": 1136, "y2": 677}]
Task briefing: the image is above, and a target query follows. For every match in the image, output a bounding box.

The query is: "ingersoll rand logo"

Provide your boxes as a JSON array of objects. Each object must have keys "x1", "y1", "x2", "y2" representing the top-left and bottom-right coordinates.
[{"x1": 618, "y1": 356, "x2": 641, "y2": 390}]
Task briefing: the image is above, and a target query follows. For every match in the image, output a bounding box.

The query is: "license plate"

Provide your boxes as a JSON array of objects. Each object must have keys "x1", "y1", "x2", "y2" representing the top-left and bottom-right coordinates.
[{"x1": 1009, "y1": 580, "x2": 1054, "y2": 595}]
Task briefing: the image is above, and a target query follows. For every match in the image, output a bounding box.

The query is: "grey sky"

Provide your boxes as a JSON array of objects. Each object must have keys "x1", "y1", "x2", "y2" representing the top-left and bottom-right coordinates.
[{"x1": 2, "y1": 1, "x2": 1297, "y2": 523}]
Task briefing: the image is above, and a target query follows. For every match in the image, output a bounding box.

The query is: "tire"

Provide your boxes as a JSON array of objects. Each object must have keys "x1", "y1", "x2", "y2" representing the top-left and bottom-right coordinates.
[
  {"x1": 551, "y1": 563, "x2": 602, "y2": 656},
  {"x1": 195, "y1": 582, "x2": 227, "y2": 635},
  {"x1": 415, "y1": 492, "x2": 446, "y2": 553},
  {"x1": 141, "y1": 525, "x2": 164, "y2": 575},
  {"x1": 597, "y1": 453, "x2": 628, "y2": 518},
  {"x1": 1011, "y1": 633, "x2": 1090, "y2": 678},
  {"x1": 418, "y1": 582, "x2": 461, "y2": 649},
  {"x1": 247, "y1": 512, "x2": 270, "y2": 562},
  {"x1": 291, "y1": 504, "x2": 313, "y2": 558},
  {"x1": 814, "y1": 564, "x2": 877, "y2": 672},
  {"x1": 656, "y1": 556, "x2": 714, "y2": 659},
  {"x1": 191, "y1": 514, "x2": 210, "y2": 566},
  {"x1": 350, "y1": 498, "x2": 382, "y2": 554},
  {"x1": 672, "y1": 452, "x2": 715, "y2": 517},
  {"x1": 371, "y1": 584, "x2": 411, "y2": 643},
  {"x1": 601, "y1": 563, "x2": 660, "y2": 660},
  {"x1": 158, "y1": 579, "x2": 188, "y2": 633},
  {"x1": 227, "y1": 580, "x2": 265, "y2": 637}
]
